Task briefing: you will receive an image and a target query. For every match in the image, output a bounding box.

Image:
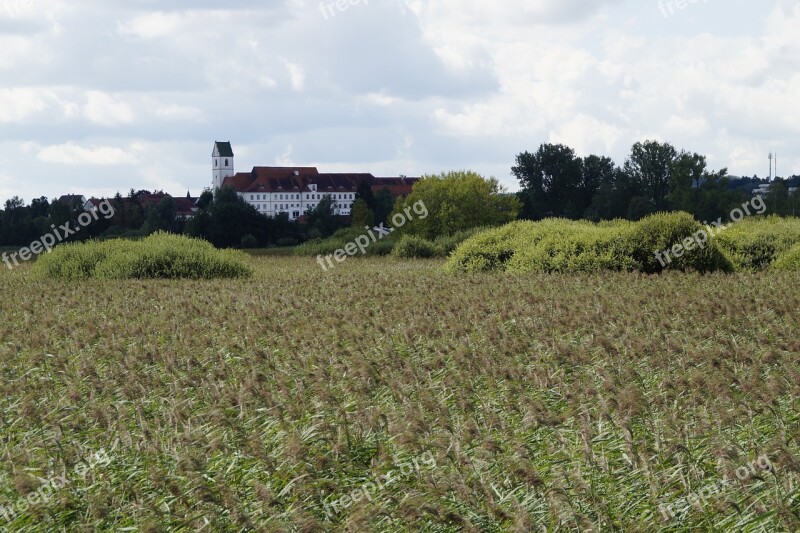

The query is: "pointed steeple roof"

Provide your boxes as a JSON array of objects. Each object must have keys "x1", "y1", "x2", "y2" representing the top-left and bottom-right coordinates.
[{"x1": 214, "y1": 141, "x2": 234, "y2": 157}]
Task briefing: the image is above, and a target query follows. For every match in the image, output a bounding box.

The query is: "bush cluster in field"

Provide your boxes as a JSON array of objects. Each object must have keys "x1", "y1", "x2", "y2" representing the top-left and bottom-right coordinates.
[
  {"x1": 32, "y1": 232, "x2": 253, "y2": 280},
  {"x1": 0, "y1": 257, "x2": 797, "y2": 531},
  {"x1": 293, "y1": 226, "x2": 484, "y2": 259},
  {"x1": 447, "y1": 212, "x2": 800, "y2": 273}
]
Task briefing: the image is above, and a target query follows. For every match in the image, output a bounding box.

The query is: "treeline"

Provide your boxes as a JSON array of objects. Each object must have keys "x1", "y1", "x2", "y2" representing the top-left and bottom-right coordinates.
[
  {"x1": 514, "y1": 141, "x2": 800, "y2": 222},
  {"x1": 0, "y1": 178, "x2": 415, "y2": 249},
  {"x1": 0, "y1": 187, "x2": 364, "y2": 248}
]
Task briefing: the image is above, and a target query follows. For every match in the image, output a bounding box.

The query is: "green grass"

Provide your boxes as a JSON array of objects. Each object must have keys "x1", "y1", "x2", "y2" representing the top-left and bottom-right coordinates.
[{"x1": 0, "y1": 257, "x2": 798, "y2": 531}]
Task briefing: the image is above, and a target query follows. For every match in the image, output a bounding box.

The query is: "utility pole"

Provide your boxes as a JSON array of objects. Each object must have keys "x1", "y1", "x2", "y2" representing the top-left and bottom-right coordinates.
[{"x1": 768, "y1": 152, "x2": 773, "y2": 181}]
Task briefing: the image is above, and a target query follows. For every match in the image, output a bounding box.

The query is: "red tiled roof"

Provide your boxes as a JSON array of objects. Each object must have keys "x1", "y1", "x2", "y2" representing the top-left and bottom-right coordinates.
[
  {"x1": 222, "y1": 167, "x2": 419, "y2": 196},
  {"x1": 174, "y1": 196, "x2": 198, "y2": 216},
  {"x1": 57, "y1": 194, "x2": 88, "y2": 210},
  {"x1": 371, "y1": 176, "x2": 419, "y2": 197},
  {"x1": 138, "y1": 193, "x2": 169, "y2": 209}
]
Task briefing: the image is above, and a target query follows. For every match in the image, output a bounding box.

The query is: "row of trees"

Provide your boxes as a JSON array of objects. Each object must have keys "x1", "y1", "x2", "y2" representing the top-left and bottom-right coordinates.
[
  {"x1": 513, "y1": 141, "x2": 800, "y2": 223},
  {"x1": 0, "y1": 196, "x2": 108, "y2": 247}
]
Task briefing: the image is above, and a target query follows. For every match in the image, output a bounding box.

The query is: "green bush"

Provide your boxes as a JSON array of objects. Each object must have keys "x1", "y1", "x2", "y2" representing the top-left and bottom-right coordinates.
[
  {"x1": 713, "y1": 217, "x2": 800, "y2": 271},
  {"x1": 770, "y1": 241, "x2": 800, "y2": 271},
  {"x1": 392, "y1": 235, "x2": 442, "y2": 259},
  {"x1": 506, "y1": 223, "x2": 636, "y2": 274},
  {"x1": 33, "y1": 232, "x2": 253, "y2": 280},
  {"x1": 445, "y1": 213, "x2": 735, "y2": 274},
  {"x1": 240, "y1": 234, "x2": 259, "y2": 249},
  {"x1": 626, "y1": 212, "x2": 733, "y2": 273},
  {"x1": 444, "y1": 221, "x2": 527, "y2": 272}
]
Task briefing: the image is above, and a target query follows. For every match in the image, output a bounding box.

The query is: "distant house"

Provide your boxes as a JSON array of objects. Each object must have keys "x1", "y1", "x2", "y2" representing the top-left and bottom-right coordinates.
[
  {"x1": 753, "y1": 184, "x2": 771, "y2": 195},
  {"x1": 133, "y1": 191, "x2": 199, "y2": 219},
  {"x1": 57, "y1": 194, "x2": 94, "y2": 211},
  {"x1": 174, "y1": 192, "x2": 200, "y2": 219},
  {"x1": 212, "y1": 141, "x2": 419, "y2": 221}
]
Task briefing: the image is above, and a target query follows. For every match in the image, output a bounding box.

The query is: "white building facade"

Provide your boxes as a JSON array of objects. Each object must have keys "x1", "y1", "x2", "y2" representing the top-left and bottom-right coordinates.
[{"x1": 212, "y1": 142, "x2": 416, "y2": 221}]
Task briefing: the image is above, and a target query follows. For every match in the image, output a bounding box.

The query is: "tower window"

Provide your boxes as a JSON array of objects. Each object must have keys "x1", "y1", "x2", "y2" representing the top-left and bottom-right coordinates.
[{"x1": 225, "y1": 159, "x2": 229, "y2": 167}]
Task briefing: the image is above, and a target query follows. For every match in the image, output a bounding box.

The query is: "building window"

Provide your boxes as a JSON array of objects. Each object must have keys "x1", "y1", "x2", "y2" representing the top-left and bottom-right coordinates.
[{"x1": 225, "y1": 159, "x2": 229, "y2": 167}]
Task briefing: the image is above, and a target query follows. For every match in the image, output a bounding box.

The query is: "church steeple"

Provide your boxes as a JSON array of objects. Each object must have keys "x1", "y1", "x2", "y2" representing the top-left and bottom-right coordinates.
[{"x1": 212, "y1": 141, "x2": 235, "y2": 190}]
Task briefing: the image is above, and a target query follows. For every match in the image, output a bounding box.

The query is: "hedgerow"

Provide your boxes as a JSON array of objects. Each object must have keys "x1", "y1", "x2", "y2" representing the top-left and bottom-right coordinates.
[
  {"x1": 771, "y1": 241, "x2": 800, "y2": 271},
  {"x1": 713, "y1": 216, "x2": 800, "y2": 271},
  {"x1": 446, "y1": 213, "x2": 735, "y2": 273},
  {"x1": 32, "y1": 232, "x2": 253, "y2": 280}
]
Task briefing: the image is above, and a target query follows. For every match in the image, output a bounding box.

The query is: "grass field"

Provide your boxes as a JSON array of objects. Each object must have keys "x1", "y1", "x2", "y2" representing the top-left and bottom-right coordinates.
[{"x1": 1, "y1": 256, "x2": 798, "y2": 531}]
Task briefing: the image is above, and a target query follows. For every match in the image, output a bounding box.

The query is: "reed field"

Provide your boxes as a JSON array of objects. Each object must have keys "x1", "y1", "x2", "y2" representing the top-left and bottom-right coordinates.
[{"x1": 1, "y1": 255, "x2": 799, "y2": 532}]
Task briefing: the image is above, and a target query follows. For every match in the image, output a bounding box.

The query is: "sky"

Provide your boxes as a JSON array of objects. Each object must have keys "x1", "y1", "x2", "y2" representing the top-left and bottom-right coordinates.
[{"x1": 1, "y1": 0, "x2": 799, "y2": 202}]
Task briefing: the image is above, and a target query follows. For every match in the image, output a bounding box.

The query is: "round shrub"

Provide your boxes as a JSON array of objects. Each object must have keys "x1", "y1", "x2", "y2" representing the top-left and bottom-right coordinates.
[
  {"x1": 506, "y1": 224, "x2": 636, "y2": 274},
  {"x1": 443, "y1": 221, "x2": 525, "y2": 272},
  {"x1": 240, "y1": 234, "x2": 259, "y2": 249},
  {"x1": 771, "y1": 241, "x2": 800, "y2": 271},
  {"x1": 392, "y1": 235, "x2": 442, "y2": 259},
  {"x1": 33, "y1": 232, "x2": 253, "y2": 280},
  {"x1": 625, "y1": 212, "x2": 733, "y2": 273},
  {"x1": 713, "y1": 216, "x2": 800, "y2": 271}
]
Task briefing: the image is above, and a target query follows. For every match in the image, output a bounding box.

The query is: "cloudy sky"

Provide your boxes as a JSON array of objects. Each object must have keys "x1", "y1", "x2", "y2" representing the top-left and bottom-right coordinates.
[{"x1": 1, "y1": 0, "x2": 798, "y2": 202}]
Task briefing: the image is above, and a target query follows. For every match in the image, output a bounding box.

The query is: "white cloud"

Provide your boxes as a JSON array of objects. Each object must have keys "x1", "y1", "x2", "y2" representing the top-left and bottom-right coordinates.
[
  {"x1": 154, "y1": 104, "x2": 205, "y2": 122},
  {"x1": 37, "y1": 143, "x2": 138, "y2": 165},
  {"x1": 83, "y1": 91, "x2": 135, "y2": 125},
  {"x1": 116, "y1": 12, "x2": 184, "y2": 40},
  {"x1": 0, "y1": 88, "x2": 50, "y2": 122},
  {"x1": 282, "y1": 59, "x2": 305, "y2": 91},
  {"x1": 275, "y1": 144, "x2": 294, "y2": 166}
]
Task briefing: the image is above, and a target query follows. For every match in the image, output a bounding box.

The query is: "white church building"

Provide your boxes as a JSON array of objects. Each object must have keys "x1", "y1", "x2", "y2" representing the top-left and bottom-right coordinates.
[{"x1": 212, "y1": 141, "x2": 418, "y2": 221}]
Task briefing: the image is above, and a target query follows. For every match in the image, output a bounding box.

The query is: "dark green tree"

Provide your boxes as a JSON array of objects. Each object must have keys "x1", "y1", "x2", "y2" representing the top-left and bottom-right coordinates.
[
  {"x1": 304, "y1": 195, "x2": 338, "y2": 237},
  {"x1": 350, "y1": 198, "x2": 374, "y2": 228},
  {"x1": 206, "y1": 186, "x2": 269, "y2": 248},
  {"x1": 624, "y1": 140, "x2": 678, "y2": 212},
  {"x1": 143, "y1": 196, "x2": 178, "y2": 234},
  {"x1": 356, "y1": 180, "x2": 375, "y2": 212},
  {"x1": 513, "y1": 143, "x2": 584, "y2": 219},
  {"x1": 372, "y1": 188, "x2": 396, "y2": 225}
]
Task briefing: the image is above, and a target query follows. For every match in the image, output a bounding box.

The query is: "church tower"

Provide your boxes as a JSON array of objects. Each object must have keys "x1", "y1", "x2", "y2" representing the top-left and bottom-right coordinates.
[{"x1": 212, "y1": 141, "x2": 235, "y2": 190}]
